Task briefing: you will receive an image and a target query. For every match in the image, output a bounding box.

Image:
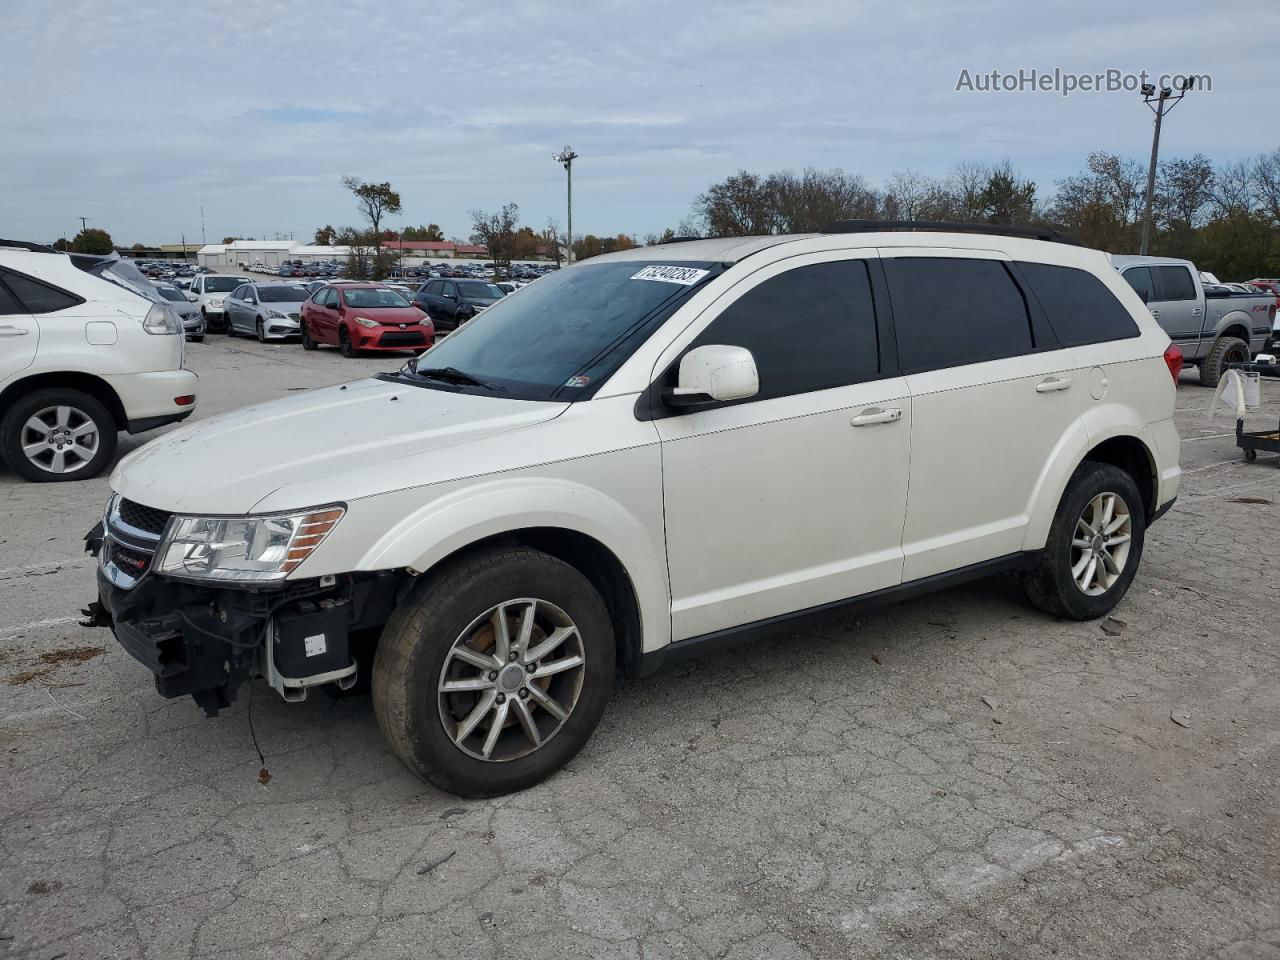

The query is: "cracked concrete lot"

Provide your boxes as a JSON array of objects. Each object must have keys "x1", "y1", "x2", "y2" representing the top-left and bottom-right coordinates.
[{"x1": 2, "y1": 337, "x2": 1278, "y2": 959}]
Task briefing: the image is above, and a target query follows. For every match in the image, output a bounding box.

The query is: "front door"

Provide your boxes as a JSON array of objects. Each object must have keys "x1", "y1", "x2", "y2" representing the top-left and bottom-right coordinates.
[{"x1": 654, "y1": 254, "x2": 911, "y2": 641}]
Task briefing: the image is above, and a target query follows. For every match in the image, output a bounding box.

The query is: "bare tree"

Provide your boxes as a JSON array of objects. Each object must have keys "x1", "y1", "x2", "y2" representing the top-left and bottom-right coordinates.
[
  {"x1": 1209, "y1": 159, "x2": 1256, "y2": 218},
  {"x1": 469, "y1": 203, "x2": 521, "y2": 275},
  {"x1": 1252, "y1": 149, "x2": 1280, "y2": 225},
  {"x1": 543, "y1": 218, "x2": 564, "y2": 265},
  {"x1": 692, "y1": 170, "x2": 777, "y2": 236},
  {"x1": 342, "y1": 176, "x2": 402, "y2": 278},
  {"x1": 770, "y1": 167, "x2": 880, "y2": 232},
  {"x1": 881, "y1": 170, "x2": 932, "y2": 220}
]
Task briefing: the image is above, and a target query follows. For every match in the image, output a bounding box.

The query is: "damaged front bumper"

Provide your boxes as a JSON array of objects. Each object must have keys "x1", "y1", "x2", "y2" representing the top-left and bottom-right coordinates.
[{"x1": 84, "y1": 519, "x2": 401, "y2": 716}]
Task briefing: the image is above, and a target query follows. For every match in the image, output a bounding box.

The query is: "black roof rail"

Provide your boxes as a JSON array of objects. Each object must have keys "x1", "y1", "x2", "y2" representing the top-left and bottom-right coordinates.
[
  {"x1": 822, "y1": 219, "x2": 1080, "y2": 245},
  {"x1": 658, "y1": 236, "x2": 705, "y2": 244},
  {"x1": 0, "y1": 238, "x2": 60, "y2": 254}
]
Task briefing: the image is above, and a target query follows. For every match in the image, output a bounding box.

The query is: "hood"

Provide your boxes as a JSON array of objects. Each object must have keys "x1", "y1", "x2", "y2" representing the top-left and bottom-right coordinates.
[{"x1": 111, "y1": 377, "x2": 567, "y2": 514}]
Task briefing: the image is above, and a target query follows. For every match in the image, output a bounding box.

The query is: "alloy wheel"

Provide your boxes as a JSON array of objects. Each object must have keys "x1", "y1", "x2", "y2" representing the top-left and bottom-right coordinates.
[
  {"x1": 1070, "y1": 491, "x2": 1132, "y2": 596},
  {"x1": 20, "y1": 405, "x2": 101, "y2": 475},
  {"x1": 437, "y1": 598, "x2": 586, "y2": 762}
]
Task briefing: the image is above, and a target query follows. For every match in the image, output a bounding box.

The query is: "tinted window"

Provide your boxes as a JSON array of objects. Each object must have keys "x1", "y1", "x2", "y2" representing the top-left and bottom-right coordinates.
[
  {"x1": 2, "y1": 271, "x2": 82, "y2": 314},
  {"x1": 1017, "y1": 262, "x2": 1140, "y2": 346},
  {"x1": 1156, "y1": 265, "x2": 1196, "y2": 301},
  {"x1": 1122, "y1": 267, "x2": 1154, "y2": 302},
  {"x1": 883, "y1": 258, "x2": 1032, "y2": 371},
  {"x1": 0, "y1": 279, "x2": 25, "y2": 315},
  {"x1": 690, "y1": 259, "x2": 879, "y2": 400},
  {"x1": 203, "y1": 277, "x2": 242, "y2": 293},
  {"x1": 259, "y1": 286, "x2": 309, "y2": 303}
]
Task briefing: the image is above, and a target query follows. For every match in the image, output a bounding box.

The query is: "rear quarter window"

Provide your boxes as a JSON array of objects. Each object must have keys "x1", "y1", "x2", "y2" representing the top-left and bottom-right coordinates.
[
  {"x1": 0, "y1": 270, "x2": 83, "y2": 314},
  {"x1": 1016, "y1": 262, "x2": 1140, "y2": 346}
]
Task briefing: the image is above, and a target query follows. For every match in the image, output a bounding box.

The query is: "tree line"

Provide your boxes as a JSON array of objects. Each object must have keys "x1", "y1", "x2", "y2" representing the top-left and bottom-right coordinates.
[{"x1": 670, "y1": 149, "x2": 1280, "y2": 280}]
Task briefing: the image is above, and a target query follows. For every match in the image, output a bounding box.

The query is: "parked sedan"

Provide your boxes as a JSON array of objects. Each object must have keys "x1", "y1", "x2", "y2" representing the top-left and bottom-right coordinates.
[
  {"x1": 223, "y1": 283, "x2": 310, "y2": 341},
  {"x1": 411, "y1": 277, "x2": 505, "y2": 332},
  {"x1": 153, "y1": 283, "x2": 205, "y2": 341},
  {"x1": 300, "y1": 283, "x2": 434, "y2": 357}
]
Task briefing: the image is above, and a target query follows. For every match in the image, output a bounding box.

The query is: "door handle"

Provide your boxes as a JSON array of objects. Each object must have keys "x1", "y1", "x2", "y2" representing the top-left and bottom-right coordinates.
[
  {"x1": 851, "y1": 406, "x2": 902, "y2": 426},
  {"x1": 0, "y1": 325, "x2": 31, "y2": 337},
  {"x1": 1036, "y1": 376, "x2": 1072, "y2": 393},
  {"x1": 1149, "y1": 309, "x2": 1160, "y2": 319},
  {"x1": 1191, "y1": 307, "x2": 1202, "y2": 316}
]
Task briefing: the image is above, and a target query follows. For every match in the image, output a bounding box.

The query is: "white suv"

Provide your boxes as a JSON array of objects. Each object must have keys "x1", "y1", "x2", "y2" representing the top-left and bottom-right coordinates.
[
  {"x1": 0, "y1": 240, "x2": 197, "y2": 482},
  {"x1": 87, "y1": 225, "x2": 1181, "y2": 796},
  {"x1": 186, "y1": 273, "x2": 249, "y2": 332}
]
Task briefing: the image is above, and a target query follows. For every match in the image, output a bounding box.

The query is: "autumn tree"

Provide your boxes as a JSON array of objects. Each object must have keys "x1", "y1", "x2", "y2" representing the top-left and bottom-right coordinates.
[
  {"x1": 401, "y1": 224, "x2": 445, "y2": 242},
  {"x1": 313, "y1": 225, "x2": 337, "y2": 245},
  {"x1": 469, "y1": 203, "x2": 521, "y2": 274}
]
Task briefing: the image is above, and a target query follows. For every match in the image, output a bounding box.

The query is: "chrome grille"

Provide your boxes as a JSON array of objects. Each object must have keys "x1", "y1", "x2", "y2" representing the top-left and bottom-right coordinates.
[{"x1": 101, "y1": 496, "x2": 168, "y2": 589}]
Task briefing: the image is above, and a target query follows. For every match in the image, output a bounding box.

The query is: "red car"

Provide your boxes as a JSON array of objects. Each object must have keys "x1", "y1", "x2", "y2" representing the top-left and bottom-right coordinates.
[{"x1": 300, "y1": 283, "x2": 435, "y2": 357}]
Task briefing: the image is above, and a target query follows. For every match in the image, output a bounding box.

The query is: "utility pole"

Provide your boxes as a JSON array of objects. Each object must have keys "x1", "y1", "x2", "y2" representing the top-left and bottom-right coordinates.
[
  {"x1": 79, "y1": 216, "x2": 88, "y2": 234},
  {"x1": 1139, "y1": 77, "x2": 1194, "y2": 256},
  {"x1": 554, "y1": 146, "x2": 578, "y2": 265},
  {"x1": 200, "y1": 202, "x2": 206, "y2": 245}
]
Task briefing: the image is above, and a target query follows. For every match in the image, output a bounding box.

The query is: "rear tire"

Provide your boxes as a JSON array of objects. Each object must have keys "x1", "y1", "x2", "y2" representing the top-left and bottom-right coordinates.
[
  {"x1": 1023, "y1": 461, "x2": 1145, "y2": 620},
  {"x1": 0, "y1": 388, "x2": 118, "y2": 483},
  {"x1": 372, "y1": 547, "x2": 615, "y2": 797},
  {"x1": 1199, "y1": 336, "x2": 1250, "y2": 388}
]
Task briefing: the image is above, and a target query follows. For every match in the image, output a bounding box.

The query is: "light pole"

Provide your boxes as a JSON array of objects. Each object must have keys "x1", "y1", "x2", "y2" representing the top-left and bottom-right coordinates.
[
  {"x1": 554, "y1": 145, "x2": 578, "y2": 264},
  {"x1": 1139, "y1": 77, "x2": 1194, "y2": 256}
]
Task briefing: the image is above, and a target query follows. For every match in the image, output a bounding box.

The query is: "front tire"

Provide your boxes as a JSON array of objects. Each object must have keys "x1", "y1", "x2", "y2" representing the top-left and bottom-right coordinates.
[
  {"x1": 1023, "y1": 461, "x2": 1146, "y2": 620},
  {"x1": 338, "y1": 326, "x2": 356, "y2": 358},
  {"x1": 0, "y1": 388, "x2": 118, "y2": 483},
  {"x1": 1200, "y1": 336, "x2": 1250, "y2": 388},
  {"x1": 225, "y1": 315, "x2": 237, "y2": 337},
  {"x1": 300, "y1": 321, "x2": 317, "y2": 350},
  {"x1": 372, "y1": 547, "x2": 615, "y2": 797},
  {"x1": 256, "y1": 318, "x2": 266, "y2": 343}
]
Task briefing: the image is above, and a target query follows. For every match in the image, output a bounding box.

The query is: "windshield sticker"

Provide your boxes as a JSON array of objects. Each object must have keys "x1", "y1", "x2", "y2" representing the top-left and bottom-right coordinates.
[
  {"x1": 563, "y1": 375, "x2": 591, "y2": 388},
  {"x1": 630, "y1": 265, "x2": 709, "y2": 285}
]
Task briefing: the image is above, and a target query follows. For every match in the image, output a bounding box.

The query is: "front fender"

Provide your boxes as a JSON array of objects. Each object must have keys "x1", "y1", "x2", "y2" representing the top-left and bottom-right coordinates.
[{"x1": 358, "y1": 477, "x2": 672, "y2": 652}]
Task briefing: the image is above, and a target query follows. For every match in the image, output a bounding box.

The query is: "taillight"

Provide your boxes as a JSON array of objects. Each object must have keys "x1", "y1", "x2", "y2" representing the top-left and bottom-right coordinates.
[{"x1": 1163, "y1": 343, "x2": 1184, "y2": 384}]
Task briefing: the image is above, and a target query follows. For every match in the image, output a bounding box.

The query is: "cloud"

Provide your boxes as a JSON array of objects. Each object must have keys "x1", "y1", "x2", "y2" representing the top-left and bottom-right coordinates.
[{"x1": 1, "y1": 0, "x2": 1274, "y2": 244}]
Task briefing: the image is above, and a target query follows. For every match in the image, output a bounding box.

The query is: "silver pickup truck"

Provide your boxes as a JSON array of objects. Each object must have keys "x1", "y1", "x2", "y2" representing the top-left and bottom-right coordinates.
[{"x1": 1111, "y1": 255, "x2": 1276, "y2": 386}]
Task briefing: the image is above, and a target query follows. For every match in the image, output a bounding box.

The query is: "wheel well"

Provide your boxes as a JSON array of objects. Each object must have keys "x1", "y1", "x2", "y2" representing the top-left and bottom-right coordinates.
[
  {"x1": 0, "y1": 372, "x2": 126, "y2": 430},
  {"x1": 1084, "y1": 436, "x2": 1156, "y2": 519},
  {"x1": 1219, "y1": 324, "x2": 1251, "y2": 346},
  {"x1": 426, "y1": 528, "x2": 645, "y2": 681}
]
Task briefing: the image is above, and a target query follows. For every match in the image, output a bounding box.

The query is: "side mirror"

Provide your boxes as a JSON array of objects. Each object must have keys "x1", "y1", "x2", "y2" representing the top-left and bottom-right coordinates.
[
  {"x1": 664, "y1": 344, "x2": 759, "y2": 407},
  {"x1": 186, "y1": 292, "x2": 198, "y2": 302}
]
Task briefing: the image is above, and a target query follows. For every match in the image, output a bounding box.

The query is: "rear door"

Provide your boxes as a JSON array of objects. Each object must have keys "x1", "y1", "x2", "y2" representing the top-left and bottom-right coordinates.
[
  {"x1": 881, "y1": 249, "x2": 1079, "y2": 581},
  {"x1": 1151, "y1": 265, "x2": 1202, "y2": 342},
  {"x1": 0, "y1": 273, "x2": 39, "y2": 384}
]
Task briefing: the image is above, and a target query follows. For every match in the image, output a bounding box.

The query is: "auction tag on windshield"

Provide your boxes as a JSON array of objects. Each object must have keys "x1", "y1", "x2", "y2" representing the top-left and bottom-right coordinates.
[{"x1": 631, "y1": 265, "x2": 709, "y2": 285}]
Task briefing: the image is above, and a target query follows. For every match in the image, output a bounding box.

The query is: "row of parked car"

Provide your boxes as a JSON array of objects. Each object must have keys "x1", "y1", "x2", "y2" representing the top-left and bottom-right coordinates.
[{"x1": 161, "y1": 273, "x2": 517, "y2": 354}]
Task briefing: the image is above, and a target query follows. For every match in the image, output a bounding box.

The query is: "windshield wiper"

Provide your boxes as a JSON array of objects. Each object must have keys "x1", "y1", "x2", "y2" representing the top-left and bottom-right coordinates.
[{"x1": 413, "y1": 366, "x2": 495, "y2": 390}]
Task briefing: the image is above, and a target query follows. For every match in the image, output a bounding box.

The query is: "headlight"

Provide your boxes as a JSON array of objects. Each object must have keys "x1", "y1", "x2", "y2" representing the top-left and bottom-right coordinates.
[
  {"x1": 209, "y1": 298, "x2": 223, "y2": 307},
  {"x1": 267, "y1": 309, "x2": 288, "y2": 319},
  {"x1": 354, "y1": 316, "x2": 379, "y2": 328},
  {"x1": 142, "y1": 302, "x2": 182, "y2": 335},
  {"x1": 155, "y1": 505, "x2": 344, "y2": 583}
]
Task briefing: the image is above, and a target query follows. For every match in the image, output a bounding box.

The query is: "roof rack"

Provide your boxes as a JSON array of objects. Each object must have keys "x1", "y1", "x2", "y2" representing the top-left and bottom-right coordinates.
[
  {"x1": 822, "y1": 220, "x2": 1079, "y2": 245},
  {"x1": 0, "y1": 238, "x2": 60, "y2": 254},
  {"x1": 658, "y1": 236, "x2": 705, "y2": 244}
]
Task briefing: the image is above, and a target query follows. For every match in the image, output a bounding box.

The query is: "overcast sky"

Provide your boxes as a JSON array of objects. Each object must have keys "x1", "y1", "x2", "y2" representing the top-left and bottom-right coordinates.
[{"x1": 3, "y1": 0, "x2": 1275, "y2": 246}]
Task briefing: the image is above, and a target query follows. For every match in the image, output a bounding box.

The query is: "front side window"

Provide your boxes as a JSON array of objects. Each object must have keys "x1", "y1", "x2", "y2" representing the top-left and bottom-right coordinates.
[
  {"x1": 1122, "y1": 267, "x2": 1154, "y2": 302},
  {"x1": 689, "y1": 259, "x2": 880, "y2": 401},
  {"x1": 1155, "y1": 265, "x2": 1196, "y2": 301},
  {"x1": 884, "y1": 257, "x2": 1033, "y2": 372},
  {"x1": 1017, "y1": 262, "x2": 1140, "y2": 346},
  {"x1": 395, "y1": 260, "x2": 718, "y2": 401},
  {"x1": 1, "y1": 270, "x2": 82, "y2": 314}
]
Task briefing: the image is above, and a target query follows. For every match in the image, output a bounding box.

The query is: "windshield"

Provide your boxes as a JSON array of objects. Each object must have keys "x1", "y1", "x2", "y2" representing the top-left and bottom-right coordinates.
[
  {"x1": 457, "y1": 280, "x2": 504, "y2": 300},
  {"x1": 402, "y1": 260, "x2": 717, "y2": 401},
  {"x1": 259, "y1": 285, "x2": 310, "y2": 303},
  {"x1": 204, "y1": 277, "x2": 245, "y2": 292},
  {"x1": 343, "y1": 288, "x2": 411, "y2": 308},
  {"x1": 155, "y1": 285, "x2": 185, "y2": 302}
]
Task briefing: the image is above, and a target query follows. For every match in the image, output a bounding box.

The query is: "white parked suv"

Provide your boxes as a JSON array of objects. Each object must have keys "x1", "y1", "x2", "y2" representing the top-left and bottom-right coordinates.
[
  {"x1": 185, "y1": 273, "x2": 249, "y2": 332},
  {"x1": 0, "y1": 240, "x2": 198, "y2": 482},
  {"x1": 87, "y1": 223, "x2": 1181, "y2": 796}
]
